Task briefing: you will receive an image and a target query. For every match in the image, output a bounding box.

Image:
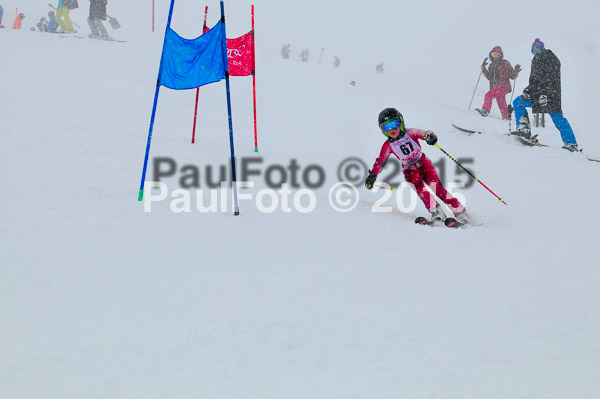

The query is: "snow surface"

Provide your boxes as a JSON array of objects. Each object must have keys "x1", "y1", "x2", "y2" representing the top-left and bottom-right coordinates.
[{"x1": 1, "y1": 1, "x2": 600, "y2": 398}]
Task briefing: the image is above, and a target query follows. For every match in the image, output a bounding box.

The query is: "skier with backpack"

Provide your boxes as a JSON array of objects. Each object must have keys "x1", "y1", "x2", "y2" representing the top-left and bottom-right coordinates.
[{"x1": 365, "y1": 108, "x2": 470, "y2": 226}]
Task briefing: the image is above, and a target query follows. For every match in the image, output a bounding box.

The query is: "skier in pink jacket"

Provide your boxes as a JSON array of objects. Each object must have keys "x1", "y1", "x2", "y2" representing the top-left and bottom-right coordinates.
[
  {"x1": 475, "y1": 46, "x2": 521, "y2": 120},
  {"x1": 365, "y1": 108, "x2": 469, "y2": 225}
]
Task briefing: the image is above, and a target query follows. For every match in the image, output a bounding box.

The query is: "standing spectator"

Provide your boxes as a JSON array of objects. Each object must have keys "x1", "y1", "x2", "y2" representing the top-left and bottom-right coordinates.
[
  {"x1": 12, "y1": 12, "x2": 24, "y2": 29},
  {"x1": 376, "y1": 63, "x2": 384, "y2": 74},
  {"x1": 56, "y1": 0, "x2": 75, "y2": 32},
  {"x1": 333, "y1": 56, "x2": 340, "y2": 68},
  {"x1": 299, "y1": 49, "x2": 309, "y2": 63},
  {"x1": 281, "y1": 44, "x2": 291, "y2": 59},
  {"x1": 513, "y1": 38, "x2": 579, "y2": 151},
  {"x1": 47, "y1": 11, "x2": 59, "y2": 32},
  {"x1": 0, "y1": 4, "x2": 4, "y2": 28},
  {"x1": 88, "y1": 0, "x2": 110, "y2": 40},
  {"x1": 475, "y1": 46, "x2": 521, "y2": 120}
]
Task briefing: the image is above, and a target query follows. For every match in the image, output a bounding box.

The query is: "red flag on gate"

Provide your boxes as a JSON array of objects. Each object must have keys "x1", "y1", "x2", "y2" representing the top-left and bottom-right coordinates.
[{"x1": 226, "y1": 32, "x2": 254, "y2": 76}]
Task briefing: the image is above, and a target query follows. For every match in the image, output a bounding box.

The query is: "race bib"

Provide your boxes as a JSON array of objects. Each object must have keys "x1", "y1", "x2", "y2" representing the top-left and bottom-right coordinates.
[{"x1": 390, "y1": 135, "x2": 422, "y2": 169}]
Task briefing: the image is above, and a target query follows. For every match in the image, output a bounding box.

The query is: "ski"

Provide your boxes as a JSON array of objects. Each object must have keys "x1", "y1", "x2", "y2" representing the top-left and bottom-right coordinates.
[
  {"x1": 59, "y1": 34, "x2": 85, "y2": 39},
  {"x1": 415, "y1": 216, "x2": 435, "y2": 226},
  {"x1": 513, "y1": 135, "x2": 550, "y2": 147},
  {"x1": 451, "y1": 124, "x2": 483, "y2": 135},
  {"x1": 588, "y1": 157, "x2": 600, "y2": 162},
  {"x1": 444, "y1": 217, "x2": 464, "y2": 228},
  {"x1": 415, "y1": 216, "x2": 464, "y2": 228},
  {"x1": 59, "y1": 34, "x2": 125, "y2": 42},
  {"x1": 88, "y1": 37, "x2": 127, "y2": 43},
  {"x1": 511, "y1": 133, "x2": 588, "y2": 155}
]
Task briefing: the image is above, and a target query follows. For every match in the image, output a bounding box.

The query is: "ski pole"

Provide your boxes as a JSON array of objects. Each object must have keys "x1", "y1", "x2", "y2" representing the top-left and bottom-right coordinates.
[
  {"x1": 430, "y1": 141, "x2": 507, "y2": 205},
  {"x1": 509, "y1": 77, "x2": 517, "y2": 106},
  {"x1": 467, "y1": 71, "x2": 482, "y2": 111},
  {"x1": 508, "y1": 77, "x2": 517, "y2": 133},
  {"x1": 373, "y1": 182, "x2": 394, "y2": 191}
]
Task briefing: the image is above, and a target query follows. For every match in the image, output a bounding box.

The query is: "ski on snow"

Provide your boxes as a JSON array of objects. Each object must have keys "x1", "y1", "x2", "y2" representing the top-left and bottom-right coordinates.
[
  {"x1": 452, "y1": 124, "x2": 597, "y2": 161},
  {"x1": 415, "y1": 216, "x2": 465, "y2": 229},
  {"x1": 451, "y1": 124, "x2": 483, "y2": 135},
  {"x1": 512, "y1": 135, "x2": 550, "y2": 147},
  {"x1": 59, "y1": 34, "x2": 126, "y2": 43}
]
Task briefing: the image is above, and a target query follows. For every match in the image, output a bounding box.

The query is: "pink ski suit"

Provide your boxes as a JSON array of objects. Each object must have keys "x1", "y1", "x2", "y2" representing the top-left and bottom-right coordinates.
[
  {"x1": 371, "y1": 128, "x2": 466, "y2": 214},
  {"x1": 481, "y1": 46, "x2": 519, "y2": 119}
]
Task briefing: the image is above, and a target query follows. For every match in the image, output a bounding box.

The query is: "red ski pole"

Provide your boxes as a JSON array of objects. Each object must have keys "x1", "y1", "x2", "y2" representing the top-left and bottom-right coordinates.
[
  {"x1": 430, "y1": 140, "x2": 507, "y2": 205},
  {"x1": 251, "y1": 5, "x2": 259, "y2": 152}
]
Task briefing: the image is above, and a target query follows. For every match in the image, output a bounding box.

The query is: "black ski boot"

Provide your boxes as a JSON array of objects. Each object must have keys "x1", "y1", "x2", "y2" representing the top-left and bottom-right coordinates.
[
  {"x1": 430, "y1": 204, "x2": 447, "y2": 225},
  {"x1": 415, "y1": 204, "x2": 447, "y2": 226},
  {"x1": 562, "y1": 143, "x2": 580, "y2": 152},
  {"x1": 515, "y1": 114, "x2": 532, "y2": 137},
  {"x1": 475, "y1": 108, "x2": 490, "y2": 117},
  {"x1": 511, "y1": 114, "x2": 539, "y2": 142}
]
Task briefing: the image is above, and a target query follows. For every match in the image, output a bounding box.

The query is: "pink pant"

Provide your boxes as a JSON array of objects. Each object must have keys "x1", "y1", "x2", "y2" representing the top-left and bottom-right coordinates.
[
  {"x1": 404, "y1": 156, "x2": 466, "y2": 214},
  {"x1": 482, "y1": 84, "x2": 511, "y2": 119}
]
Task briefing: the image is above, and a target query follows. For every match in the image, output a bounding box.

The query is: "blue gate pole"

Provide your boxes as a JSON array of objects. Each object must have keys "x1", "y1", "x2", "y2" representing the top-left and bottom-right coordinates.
[
  {"x1": 138, "y1": 0, "x2": 177, "y2": 201},
  {"x1": 220, "y1": 0, "x2": 240, "y2": 215}
]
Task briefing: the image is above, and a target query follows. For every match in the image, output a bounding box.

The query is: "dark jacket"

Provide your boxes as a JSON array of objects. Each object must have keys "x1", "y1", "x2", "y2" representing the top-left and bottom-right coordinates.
[
  {"x1": 524, "y1": 49, "x2": 562, "y2": 114},
  {"x1": 481, "y1": 46, "x2": 518, "y2": 92},
  {"x1": 89, "y1": 0, "x2": 107, "y2": 20}
]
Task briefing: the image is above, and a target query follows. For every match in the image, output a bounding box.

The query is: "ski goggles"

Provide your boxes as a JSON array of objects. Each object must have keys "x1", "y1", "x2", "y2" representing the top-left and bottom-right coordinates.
[
  {"x1": 380, "y1": 118, "x2": 403, "y2": 133},
  {"x1": 531, "y1": 47, "x2": 544, "y2": 55},
  {"x1": 490, "y1": 51, "x2": 501, "y2": 57}
]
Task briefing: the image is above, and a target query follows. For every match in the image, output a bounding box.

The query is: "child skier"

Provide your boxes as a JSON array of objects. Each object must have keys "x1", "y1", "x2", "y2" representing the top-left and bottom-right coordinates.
[
  {"x1": 475, "y1": 46, "x2": 521, "y2": 120},
  {"x1": 365, "y1": 108, "x2": 470, "y2": 225}
]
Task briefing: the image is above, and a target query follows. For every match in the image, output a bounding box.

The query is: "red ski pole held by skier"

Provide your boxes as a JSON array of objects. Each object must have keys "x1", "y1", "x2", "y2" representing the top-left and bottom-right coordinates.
[{"x1": 425, "y1": 136, "x2": 507, "y2": 205}]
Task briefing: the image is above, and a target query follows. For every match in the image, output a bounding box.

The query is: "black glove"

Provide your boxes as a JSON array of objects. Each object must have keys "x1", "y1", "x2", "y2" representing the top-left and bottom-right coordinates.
[
  {"x1": 425, "y1": 133, "x2": 438, "y2": 145},
  {"x1": 514, "y1": 64, "x2": 522, "y2": 73},
  {"x1": 521, "y1": 90, "x2": 531, "y2": 101},
  {"x1": 365, "y1": 170, "x2": 377, "y2": 190},
  {"x1": 481, "y1": 57, "x2": 488, "y2": 68}
]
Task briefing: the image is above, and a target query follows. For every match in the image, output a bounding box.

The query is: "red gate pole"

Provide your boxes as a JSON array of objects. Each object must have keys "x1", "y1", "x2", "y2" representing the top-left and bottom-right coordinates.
[
  {"x1": 251, "y1": 5, "x2": 259, "y2": 152},
  {"x1": 191, "y1": 6, "x2": 209, "y2": 144},
  {"x1": 191, "y1": 89, "x2": 200, "y2": 143}
]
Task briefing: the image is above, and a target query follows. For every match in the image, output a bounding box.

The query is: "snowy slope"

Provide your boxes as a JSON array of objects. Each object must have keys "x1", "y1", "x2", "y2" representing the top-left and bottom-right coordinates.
[{"x1": 1, "y1": 1, "x2": 600, "y2": 398}]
